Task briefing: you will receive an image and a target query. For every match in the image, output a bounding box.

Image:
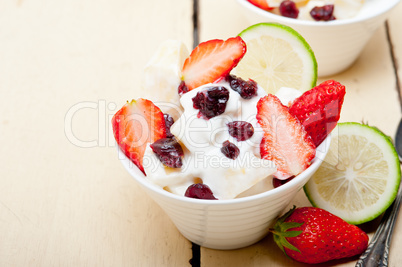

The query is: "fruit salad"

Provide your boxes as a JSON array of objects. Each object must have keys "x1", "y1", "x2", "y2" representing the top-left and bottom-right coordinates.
[
  {"x1": 248, "y1": 0, "x2": 365, "y2": 21},
  {"x1": 112, "y1": 34, "x2": 345, "y2": 200}
]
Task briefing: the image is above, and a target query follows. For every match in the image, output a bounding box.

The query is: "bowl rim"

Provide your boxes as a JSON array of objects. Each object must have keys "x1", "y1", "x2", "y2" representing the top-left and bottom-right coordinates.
[
  {"x1": 236, "y1": 0, "x2": 401, "y2": 27},
  {"x1": 118, "y1": 134, "x2": 331, "y2": 206}
]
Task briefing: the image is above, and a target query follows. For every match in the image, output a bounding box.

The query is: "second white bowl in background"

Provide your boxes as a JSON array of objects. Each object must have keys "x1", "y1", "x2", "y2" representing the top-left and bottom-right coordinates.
[{"x1": 236, "y1": 0, "x2": 401, "y2": 77}]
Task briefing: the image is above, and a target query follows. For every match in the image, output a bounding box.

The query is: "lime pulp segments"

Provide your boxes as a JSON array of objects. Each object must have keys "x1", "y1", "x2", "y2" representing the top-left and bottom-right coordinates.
[
  {"x1": 234, "y1": 22, "x2": 317, "y2": 94},
  {"x1": 304, "y1": 122, "x2": 401, "y2": 225}
]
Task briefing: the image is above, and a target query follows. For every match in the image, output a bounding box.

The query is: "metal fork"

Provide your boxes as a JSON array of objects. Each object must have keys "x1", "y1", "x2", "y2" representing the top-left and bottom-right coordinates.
[
  {"x1": 355, "y1": 187, "x2": 402, "y2": 267},
  {"x1": 355, "y1": 119, "x2": 402, "y2": 267}
]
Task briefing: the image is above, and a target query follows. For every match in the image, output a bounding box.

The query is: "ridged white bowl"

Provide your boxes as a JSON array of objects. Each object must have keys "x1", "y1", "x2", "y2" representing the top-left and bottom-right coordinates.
[
  {"x1": 235, "y1": 0, "x2": 401, "y2": 77},
  {"x1": 119, "y1": 135, "x2": 331, "y2": 250}
]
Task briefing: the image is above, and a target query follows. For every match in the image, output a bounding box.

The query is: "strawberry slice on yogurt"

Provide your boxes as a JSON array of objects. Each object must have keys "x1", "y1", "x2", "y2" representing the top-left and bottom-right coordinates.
[{"x1": 180, "y1": 37, "x2": 246, "y2": 91}]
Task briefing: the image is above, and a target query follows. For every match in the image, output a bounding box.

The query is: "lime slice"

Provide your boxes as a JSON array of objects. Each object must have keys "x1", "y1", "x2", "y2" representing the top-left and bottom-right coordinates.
[
  {"x1": 233, "y1": 23, "x2": 317, "y2": 94},
  {"x1": 304, "y1": 122, "x2": 401, "y2": 225}
]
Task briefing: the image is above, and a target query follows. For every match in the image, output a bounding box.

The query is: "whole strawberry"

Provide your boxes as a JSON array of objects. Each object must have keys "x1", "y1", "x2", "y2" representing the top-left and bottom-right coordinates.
[
  {"x1": 289, "y1": 79, "x2": 346, "y2": 147},
  {"x1": 272, "y1": 206, "x2": 368, "y2": 264}
]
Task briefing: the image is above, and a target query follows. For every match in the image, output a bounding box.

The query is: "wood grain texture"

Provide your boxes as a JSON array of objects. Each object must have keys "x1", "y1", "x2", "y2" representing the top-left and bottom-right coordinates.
[
  {"x1": 387, "y1": 2, "x2": 402, "y2": 111},
  {"x1": 324, "y1": 24, "x2": 400, "y2": 137},
  {"x1": 199, "y1": 0, "x2": 402, "y2": 266},
  {"x1": 1, "y1": 0, "x2": 402, "y2": 266},
  {"x1": 384, "y1": 3, "x2": 402, "y2": 267},
  {"x1": 0, "y1": 0, "x2": 193, "y2": 266}
]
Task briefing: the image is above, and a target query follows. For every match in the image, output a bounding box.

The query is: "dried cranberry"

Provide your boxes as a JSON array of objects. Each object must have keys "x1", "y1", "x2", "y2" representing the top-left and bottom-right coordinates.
[
  {"x1": 272, "y1": 176, "x2": 295, "y2": 188},
  {"x1": 310, "y1": 5, "x2": 336, "y2": 21},
  {"x1": 279, "y1": 1, "x2": 299, "y2": 19},
  {"x1": 221, "y1": 140, "x2": 240, "y2": 160},
  {"x1": 226, "y1": 74, "x2": 258, "y2": 99},
  {"x1": 164, "y1": 113, "x2": 175, "y2": 138},
  {"x1": 150, "y1": 137, "x2": 184, "y2": 168},
  {"x1": 178, "y1": 81, "x2": 189, "y2": 96},
  {"x1": 227, "y1": 121, "x2": 254, "y2": 141},
  {"x1": 192, "y1": 86, "x2": 229, "y2": 119},
  {"x1": 185, "y1": 183, "x2": 217, "y2": 200}
]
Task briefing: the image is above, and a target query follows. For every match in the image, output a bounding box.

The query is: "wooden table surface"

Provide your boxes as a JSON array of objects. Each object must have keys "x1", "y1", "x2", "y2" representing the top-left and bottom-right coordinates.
[{"x1": 1, "y1": 0, "x2": 402, "y2": 266}]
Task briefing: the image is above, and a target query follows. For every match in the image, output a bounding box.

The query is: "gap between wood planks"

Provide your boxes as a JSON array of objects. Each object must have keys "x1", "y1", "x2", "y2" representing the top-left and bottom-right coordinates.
[
  {"x1": 187, "y1": 5, "x2": 402, "y2": 267},
  {"x1": 190, "y1": 0, "x2": 201, "y2": 266},
  {"x1": 385, "y1": 21, "x2": 402, "y2": 112}
]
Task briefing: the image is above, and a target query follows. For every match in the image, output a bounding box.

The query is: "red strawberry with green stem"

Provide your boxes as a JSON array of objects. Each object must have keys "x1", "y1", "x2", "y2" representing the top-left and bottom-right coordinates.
[
  {"x1": 289, "y1": 79, "x2": 346, "y2": 147},
  {"x1": 180, "y1": 37, "x2": 246, "y2": 91},
  {"x1": 257, "y1": 94, "x2": 315, "y2": 179},
  {"x1": 271, "y1": 206, "x2": 369, "y2": 264},
  {"x1": 112, "y1": 98, "x2": 166, "y2": 174}
]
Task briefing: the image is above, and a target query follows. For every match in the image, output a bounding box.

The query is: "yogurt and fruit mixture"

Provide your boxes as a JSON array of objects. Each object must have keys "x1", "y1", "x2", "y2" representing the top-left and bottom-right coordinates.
[
  {"x1": 248, "y1": 0, "x2": 364, "y2": 21},
  {"x1": 112, "y1": 36, "x2": 345, "y2": 200}
]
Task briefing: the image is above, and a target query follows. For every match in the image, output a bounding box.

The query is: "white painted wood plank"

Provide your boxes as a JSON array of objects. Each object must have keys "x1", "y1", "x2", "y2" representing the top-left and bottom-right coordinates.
[
  {"x1": 388, "y1": 2, "x2": 402, "y2": 108},
  {"x1": 383, "y1": 2, "x2": 402, "y2": 266},
  {"x1": 0, "y1": 0, "x2": 193, "y2": 266}
]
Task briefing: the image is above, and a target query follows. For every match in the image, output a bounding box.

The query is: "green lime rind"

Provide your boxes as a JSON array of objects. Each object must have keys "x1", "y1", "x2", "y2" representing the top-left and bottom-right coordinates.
[
  {"x1": 237, "y1": 22, "x2": 317, "y2": 91},
  {"x1": 304, "y1": 122, "x2": 401, "y2": 225}
]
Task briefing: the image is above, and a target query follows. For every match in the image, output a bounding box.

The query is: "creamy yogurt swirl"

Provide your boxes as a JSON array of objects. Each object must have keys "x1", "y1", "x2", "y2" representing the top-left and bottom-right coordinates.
[{"x1": 143, "y1": 82, "x2": 302, "y2": 199}]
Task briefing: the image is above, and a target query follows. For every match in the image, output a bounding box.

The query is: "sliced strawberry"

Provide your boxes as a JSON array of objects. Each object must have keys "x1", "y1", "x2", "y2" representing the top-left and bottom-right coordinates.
[
  {"x1": 257, "y1": 94, "x2": 316, "y2": 179},
  {"x1": 289, "y1": 80, "x2": 346, "y2": 147},
  {"x1": 247, "y1": 0, "x2": 273, "y2": 11},
  {"x1": 181, "y1": 37, "x2": 246, "y2": 91},
  {"x1": 112, "y1": 99, "x2": 166, "y2": 174}
]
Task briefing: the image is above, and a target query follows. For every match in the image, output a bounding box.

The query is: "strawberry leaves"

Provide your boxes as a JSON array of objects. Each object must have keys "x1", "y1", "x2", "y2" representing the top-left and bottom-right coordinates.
[
  {"x1": 271, "y1": 206, "x2": 303, "y2": 253},
  {"x1": 271, "y1": 206, "x2": 369, "y2": 264}
]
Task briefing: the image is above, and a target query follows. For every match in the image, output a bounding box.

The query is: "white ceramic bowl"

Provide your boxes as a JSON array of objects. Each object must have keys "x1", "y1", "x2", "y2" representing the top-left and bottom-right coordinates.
[
  {"x1": 236, "y1": 0, "x2": 401, "y2": 77},
  {"x1": 119, "y1": 135, "x2": 331, "y2": 250}
]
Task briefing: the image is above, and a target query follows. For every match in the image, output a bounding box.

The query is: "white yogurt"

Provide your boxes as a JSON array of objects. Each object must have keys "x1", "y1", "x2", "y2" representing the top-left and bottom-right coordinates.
[
  {"x1": 143, "y1": 83, "x2": 302, "y2": 199},
  {"x1": 270, "y1": 0, "x2": 365, "y2": 21}
]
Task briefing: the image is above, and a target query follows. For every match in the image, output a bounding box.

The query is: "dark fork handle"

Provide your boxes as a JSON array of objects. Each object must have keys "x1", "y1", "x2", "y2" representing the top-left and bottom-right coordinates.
[{"x1": 355, "y1": 187, "x2": 402, "y2": 267}]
